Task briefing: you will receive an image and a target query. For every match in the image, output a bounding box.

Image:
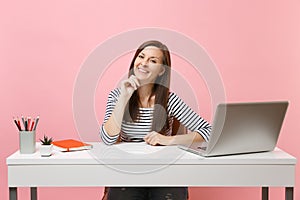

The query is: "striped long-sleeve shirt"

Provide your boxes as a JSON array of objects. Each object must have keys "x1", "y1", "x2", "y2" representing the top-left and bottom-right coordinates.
[{"x1": 100, "y1": 88, "x2": 211, "y2": 145}]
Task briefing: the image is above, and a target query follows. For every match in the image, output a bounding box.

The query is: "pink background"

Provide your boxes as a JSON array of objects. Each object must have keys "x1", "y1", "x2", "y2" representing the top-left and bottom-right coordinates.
[{"x1": 1, "y1": 1, "x2": 299, "y2": 199}]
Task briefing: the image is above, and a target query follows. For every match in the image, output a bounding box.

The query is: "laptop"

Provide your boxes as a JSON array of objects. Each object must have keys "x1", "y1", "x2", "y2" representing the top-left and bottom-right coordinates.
[{"x1": 178, "y1": 101, "x2": 289, "y2": 157}]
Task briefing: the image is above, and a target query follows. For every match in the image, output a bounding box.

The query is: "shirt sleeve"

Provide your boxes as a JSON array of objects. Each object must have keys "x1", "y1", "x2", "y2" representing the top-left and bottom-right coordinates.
[
  {"x1": 167, "y1": 92, "x2": 212, "y2": 142},
  {"x1": 100, "y1": 88, "x2": 121, "y2": 145}
]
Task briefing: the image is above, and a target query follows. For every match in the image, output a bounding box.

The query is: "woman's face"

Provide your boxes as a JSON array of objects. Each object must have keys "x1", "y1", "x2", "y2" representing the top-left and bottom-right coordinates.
[{"x1": 133, "y1": 46, "x2": 165, "y2": 84}]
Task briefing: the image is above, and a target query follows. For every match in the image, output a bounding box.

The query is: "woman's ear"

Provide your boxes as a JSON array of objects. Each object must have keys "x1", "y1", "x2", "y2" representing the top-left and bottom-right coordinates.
[{"x1": 158, "y1": 66, "x2": 165, "y2": 76}]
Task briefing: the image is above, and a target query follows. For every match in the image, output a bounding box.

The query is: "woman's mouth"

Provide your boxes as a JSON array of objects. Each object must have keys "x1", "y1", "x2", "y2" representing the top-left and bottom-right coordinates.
[{"x1": 137, "y1": 66, "x2": 149, "y2": 74}]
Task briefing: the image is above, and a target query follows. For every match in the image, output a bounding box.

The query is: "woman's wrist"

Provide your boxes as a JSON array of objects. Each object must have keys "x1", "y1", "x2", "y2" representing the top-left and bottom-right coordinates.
[
  {"x1": 166, "y1": 135, "x2": 176, "y2": 145},
  {"x1": 168, "y1": 132, "x2": 203, "y2": 145},
  {"x1": 119, "y1": 91, "x2": 132, "y2": 103}
]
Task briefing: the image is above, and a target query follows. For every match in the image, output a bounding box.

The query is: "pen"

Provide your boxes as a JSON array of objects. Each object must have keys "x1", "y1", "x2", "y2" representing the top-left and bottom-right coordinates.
[
  {"x1": 33, "y1": 116, "x2": 39, "y2": 131},
  {"x1": 17, "y1": 117, "x2": 21, "y2": 130},
  {"x1": 27, "y1": 117, "x2": 31, "y2": 131},
  {"x1": 21, "y1": 116, "x2": 25, "y2": 130},
  {"x1": 13, "y1": 117, "x2": 22, "y2": 131},
  {"x1": 30, "y1": 121, "x2": 35, "y2": 131},
  {"x1": 25, "y1": 117, "x2": 28, "y2": 131}
]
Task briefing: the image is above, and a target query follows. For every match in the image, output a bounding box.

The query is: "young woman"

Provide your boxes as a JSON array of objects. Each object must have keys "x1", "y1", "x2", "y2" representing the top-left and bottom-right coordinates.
[{"x1": 100, "y1": 40, "x2": 211, "y2": 200}]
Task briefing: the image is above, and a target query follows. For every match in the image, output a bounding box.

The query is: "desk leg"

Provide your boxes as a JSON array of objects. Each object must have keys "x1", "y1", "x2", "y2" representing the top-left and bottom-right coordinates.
[
  {"x1": 262, "y1": 187, "x2": 269, "y2": 200},
  {"x1": 31, "y1": 187, "x2": 37, "y2": 200},
  {"x1": 9, "y1": 187, "x2": 17, "y2": 200},
  {"x1": 285, "y1": 187, "x2": 293, "y2": 200}
]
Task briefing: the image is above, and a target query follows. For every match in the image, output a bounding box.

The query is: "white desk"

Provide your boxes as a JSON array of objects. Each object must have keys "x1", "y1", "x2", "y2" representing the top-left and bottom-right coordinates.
[{"x1": 7, "y1": 142, "x2": 296, "y2": 200}]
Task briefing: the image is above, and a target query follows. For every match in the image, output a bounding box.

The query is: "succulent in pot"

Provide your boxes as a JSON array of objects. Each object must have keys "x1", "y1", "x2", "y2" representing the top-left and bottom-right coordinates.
[{"x1": 39, "y1": 135, "x2": 53, "y2": 157}]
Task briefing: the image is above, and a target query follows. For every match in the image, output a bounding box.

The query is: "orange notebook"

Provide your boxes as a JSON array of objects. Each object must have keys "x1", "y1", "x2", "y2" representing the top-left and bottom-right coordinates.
[{"x1": 52, "y1": 139, "x2": 93, "y2": 152}]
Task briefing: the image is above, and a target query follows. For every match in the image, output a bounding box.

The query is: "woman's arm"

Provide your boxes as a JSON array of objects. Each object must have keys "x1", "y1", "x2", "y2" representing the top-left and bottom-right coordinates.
[
  {"x1": 100, "y1": 89, "x2": 123, "y2": 144},
  {"x1": 168, "y1": 92, "x2": 211, "y2": 141},
  {"x1": 103, "y1": 94, "x2": 130, "y2": 137},
  {"x1": 144, "y1": 131, "x2": 205, "y2": 146},
  {"x1": 144, "y1": 92, "x2": 211, "y2": 146},
  {"x1": 100, "y1": 76, "x2": 140, "y2": 145}
]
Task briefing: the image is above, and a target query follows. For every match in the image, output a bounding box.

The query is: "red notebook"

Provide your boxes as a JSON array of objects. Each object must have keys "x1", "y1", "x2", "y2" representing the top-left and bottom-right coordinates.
[{"x1": 52, "y1": 139, "x2": 93, "y2": 152}]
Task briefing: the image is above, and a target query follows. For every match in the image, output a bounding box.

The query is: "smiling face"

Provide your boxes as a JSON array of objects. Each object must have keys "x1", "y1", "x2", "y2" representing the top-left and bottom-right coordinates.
[{"x1": 133, "y1": 46, "x2": 165, "y2": 84}]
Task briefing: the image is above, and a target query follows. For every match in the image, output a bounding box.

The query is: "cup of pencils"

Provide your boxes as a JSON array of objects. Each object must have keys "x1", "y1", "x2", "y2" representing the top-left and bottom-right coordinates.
[{"x1": 13, "y1": 116, "x2": 39, "y2": 154}]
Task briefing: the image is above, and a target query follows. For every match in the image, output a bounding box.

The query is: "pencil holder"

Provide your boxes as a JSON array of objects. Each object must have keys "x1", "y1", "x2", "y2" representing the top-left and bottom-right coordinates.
[{"x1": 19, "y1": 131, "x2": 36, "y2": 154}]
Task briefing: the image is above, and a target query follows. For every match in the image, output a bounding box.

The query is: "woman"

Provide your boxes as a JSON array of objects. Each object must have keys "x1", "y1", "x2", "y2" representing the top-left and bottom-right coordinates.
[{"x1": 100, "y1": 40, "x2": 211, "y2": 200}]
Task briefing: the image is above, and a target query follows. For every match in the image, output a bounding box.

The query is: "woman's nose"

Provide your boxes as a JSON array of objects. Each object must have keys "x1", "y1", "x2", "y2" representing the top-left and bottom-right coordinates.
[{"x1": 141, "y1": 58, "x2": 148, "y2": 66}]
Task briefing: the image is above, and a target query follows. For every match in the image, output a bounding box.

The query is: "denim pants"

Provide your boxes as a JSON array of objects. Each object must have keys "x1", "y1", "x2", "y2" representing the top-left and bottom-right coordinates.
[{"x1": 107, "y1": 187, "x2": 188, "y2": 200}]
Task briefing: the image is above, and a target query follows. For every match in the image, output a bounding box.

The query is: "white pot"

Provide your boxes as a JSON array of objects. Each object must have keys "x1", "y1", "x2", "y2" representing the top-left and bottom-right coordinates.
[{"x1": 40, "y1": 144, "x2": 53, "y2": 157}]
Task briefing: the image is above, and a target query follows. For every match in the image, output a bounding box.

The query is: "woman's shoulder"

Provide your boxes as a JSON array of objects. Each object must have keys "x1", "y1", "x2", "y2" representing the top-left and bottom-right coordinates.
[
  {"x1": 168, "y1": 91, "x2": 180, "y2": 100},
  {"x1": 167, "y1": 91, "x2": 183, "y2": 105},
  {"x1": 107, "y1": 88, "x2": 121, "y2": 100}
]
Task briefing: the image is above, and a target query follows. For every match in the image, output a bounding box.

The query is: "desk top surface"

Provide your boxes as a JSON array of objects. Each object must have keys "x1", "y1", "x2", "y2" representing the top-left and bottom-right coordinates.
[{"x1": 7, "y1": 142, "x2": 296, "y2": 165}]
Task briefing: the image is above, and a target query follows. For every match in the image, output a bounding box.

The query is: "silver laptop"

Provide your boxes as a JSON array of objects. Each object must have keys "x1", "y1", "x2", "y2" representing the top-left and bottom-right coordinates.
[{"x1": 178, "y1": 101, "x2": 288, "y2": 157}]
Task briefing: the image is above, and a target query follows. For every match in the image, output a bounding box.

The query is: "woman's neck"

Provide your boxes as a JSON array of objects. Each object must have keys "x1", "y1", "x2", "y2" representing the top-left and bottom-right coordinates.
[{"x1": 137, "y1": 84, "x2": 155, "y2": 108}]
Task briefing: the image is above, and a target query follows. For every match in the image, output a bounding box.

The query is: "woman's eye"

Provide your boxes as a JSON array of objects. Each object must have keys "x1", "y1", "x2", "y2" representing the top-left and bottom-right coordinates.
[
  {"x1": 150, "y1": 60, "x2": 157, "y2": 64},
  {"x1": 138, "y1": 55, "x2": 144, "y2": 59}
]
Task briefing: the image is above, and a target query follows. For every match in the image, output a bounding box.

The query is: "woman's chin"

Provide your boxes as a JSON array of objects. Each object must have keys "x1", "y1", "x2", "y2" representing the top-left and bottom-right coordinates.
[
  {"x1": 135, "y1": 75, "x2": 148, "y2": 82},
  {"x1": 134, "y1": 75, "x2": 155, "y2": 85}
]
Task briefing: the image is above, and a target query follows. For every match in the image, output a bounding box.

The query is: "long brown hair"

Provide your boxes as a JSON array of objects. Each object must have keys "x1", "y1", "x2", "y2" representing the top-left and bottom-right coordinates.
[{"x1": 124, "y1": 40, "x2": 171, "y2": 134}]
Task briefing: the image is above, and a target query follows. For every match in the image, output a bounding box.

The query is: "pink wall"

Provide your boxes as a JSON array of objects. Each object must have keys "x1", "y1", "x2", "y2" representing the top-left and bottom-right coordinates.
[{"x1": 1, "y1": 1, "x2": 299, "y2": 199}]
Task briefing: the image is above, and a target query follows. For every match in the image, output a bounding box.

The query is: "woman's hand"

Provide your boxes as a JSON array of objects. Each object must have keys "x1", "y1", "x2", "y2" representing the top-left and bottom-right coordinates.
[
  {"x1": 120, "y1": 75, "x2": 140, "y2": 99},
  {"x1": 144, "y1": 131, "x2": 173, "y2": 146},
  {"x1": 144, "y1": 131, "x2": 205, "y2": 146}
]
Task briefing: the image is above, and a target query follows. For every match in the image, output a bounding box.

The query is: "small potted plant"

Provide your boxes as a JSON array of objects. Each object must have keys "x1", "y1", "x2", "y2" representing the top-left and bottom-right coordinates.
[{"x1": 39, "y1": 135, "x2": 53, "y2": 157}]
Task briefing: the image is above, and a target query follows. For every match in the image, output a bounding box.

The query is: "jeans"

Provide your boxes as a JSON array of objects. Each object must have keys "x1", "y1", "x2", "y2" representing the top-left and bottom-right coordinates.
[{"x1": 107, "y1": 187, "x2": 188, "y2": 200}]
